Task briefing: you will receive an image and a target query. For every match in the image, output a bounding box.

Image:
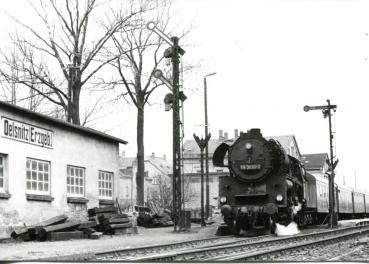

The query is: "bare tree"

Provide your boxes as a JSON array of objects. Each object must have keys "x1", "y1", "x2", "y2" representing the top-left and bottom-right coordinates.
[
  {"x1": 0, "y1": 0, "x2": 142, "y2": 125},
  {"x1": 148, "y1": 174, "x2": 196, "y2": 211},
  {"x1": 105, "y1": 0, "x2": 191, "y2": 206},
  {"x1": 0, "y1": 46, "x2": 48, "y2": 111}
]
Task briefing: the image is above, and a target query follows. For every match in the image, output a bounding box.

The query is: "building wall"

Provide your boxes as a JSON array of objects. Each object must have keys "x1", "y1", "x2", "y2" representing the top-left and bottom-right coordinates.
[
  {"x1": 118, "y1": 155, "x2": 170, "y2": 209},
  {"x1": 118, "y1": 175, "x2": 134, "y2": 210},
  {"x1": 185, "y1": 174, "x2": 220, "y2": 209},
  {"x1": 0, "y1": 108, "x2": 120, "y2": 232}
]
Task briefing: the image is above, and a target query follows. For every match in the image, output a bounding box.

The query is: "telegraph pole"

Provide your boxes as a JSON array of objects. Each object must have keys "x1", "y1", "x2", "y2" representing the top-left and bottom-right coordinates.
[
  {"x1": 304, "y1": 100, "x2": 338, "y2": 228},
  {"x1": 203, "y1": 72, "x2": 216, "y2": 219}
]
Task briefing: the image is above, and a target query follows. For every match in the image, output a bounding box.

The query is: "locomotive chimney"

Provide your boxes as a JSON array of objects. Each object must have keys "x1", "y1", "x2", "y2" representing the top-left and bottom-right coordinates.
[
  {"x1": 219, "y1": 130, "x2": 223, "y2": 140},
  {"x1": 234, "y1": 129, "x2": 239, "y2": 139},
  {"x1": 248, "y1": 128, "x2": 262, "y2": 136}
]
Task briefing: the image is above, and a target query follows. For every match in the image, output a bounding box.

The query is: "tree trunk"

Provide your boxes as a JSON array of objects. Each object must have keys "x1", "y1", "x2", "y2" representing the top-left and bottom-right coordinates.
[
  {"x1": 136, "y1": 97, "x2": 145, "y2": 206},
  {"x1": 69, "y1": 69, "x2": 81, "y2": 125},
  {"x1": 71, "y1": 86, "x2": 81, "y2": 125}
]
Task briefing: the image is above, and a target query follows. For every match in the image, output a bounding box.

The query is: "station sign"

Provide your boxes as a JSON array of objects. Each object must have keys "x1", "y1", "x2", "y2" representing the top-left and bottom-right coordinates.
[{"x1": 1, "y1": 116, "x2": 53, "y2": 148}]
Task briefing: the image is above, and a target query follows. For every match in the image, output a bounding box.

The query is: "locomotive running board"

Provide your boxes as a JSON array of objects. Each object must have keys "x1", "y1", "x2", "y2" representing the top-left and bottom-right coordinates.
[{"x1": 212, "y1": 143, "x2": 229, "y2": 167}]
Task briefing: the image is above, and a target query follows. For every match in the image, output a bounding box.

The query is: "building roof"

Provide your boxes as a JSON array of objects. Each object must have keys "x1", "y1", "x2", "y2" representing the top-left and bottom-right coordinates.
[
  {"x1": 301, "y1": 153, "x2": 329, "y2": 170},
  {"x1": 146, "y1": 156, "x2": 171, "y2": 175},
  {"x1": 183, "y1": 138, "x2": 233, "y2": 156},
  {"x1": 183, "y1": 133, "x2": 300, "y2": 158},
  {"x1": 120, "y1": 157, "x2": 137, "y2": 168},
  {"x1": 119, "y1": 154, "x2": 172, "y2": 175},
  {"x1": 0, "y1": 100, "x2": 127, "y2": 144},
  {"x1": 265, "y1": 135, "x2": 301, "y2": 158}
]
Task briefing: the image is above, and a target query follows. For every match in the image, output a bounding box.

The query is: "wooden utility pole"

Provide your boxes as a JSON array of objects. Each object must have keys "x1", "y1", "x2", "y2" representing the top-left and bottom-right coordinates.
[{"x1": 203, "y1": 72, "x2": 216, "y2": 219}]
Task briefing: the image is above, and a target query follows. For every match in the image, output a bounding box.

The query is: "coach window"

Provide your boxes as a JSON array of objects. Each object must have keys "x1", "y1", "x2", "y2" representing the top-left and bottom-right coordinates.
[
  {"x1": 67, "y1": 166, "x2": 85, "y2": 197},
  {"x1": 98, "y1": 170, "x2": 113, "y2": 199}
]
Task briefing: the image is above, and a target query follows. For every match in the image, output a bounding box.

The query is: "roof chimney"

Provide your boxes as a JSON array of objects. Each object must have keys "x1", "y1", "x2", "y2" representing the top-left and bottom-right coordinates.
[
  {"x1": 234, "y1": 129, "x2": 239, "y2": 139},
  {"x1": 163, "y1": 154, "x2": 166, "y2": 160},
  {"x1": 219, "y1": 130, "x2": 223, "y2": 140},
  {"x1": 151, "y1": 152, "x2": 155, "y2": 158},
  {"x1": 224, "y1": 132, "x2": 228, "y2": 140}
]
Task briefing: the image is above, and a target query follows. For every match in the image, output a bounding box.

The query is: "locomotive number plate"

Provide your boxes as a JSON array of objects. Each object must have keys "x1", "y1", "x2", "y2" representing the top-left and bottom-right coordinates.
[{"x1": 240, "y1": 164, "x2": 261, "y2": 170}]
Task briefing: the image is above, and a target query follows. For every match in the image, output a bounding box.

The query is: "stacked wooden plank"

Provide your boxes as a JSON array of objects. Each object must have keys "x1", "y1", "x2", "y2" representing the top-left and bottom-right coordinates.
[
  {"x1": 38, "y1": 221, "x2": 82, "y2": 241},
  {"x1": 10, "y1": 215, "x2": 100, "y2": 241},
  {"x1": 10, "y1": 214, "x2": 68, "y2": 241},
  {"x1": 10, "y1": 206, "x2": 134, "y2": 241},
  {"x1": 88, "y1": 206, "x2": 132, "y2": 235}
]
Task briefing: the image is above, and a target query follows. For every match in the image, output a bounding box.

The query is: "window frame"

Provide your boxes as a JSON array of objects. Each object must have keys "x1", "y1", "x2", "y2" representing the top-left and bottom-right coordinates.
[
  {"x1": 0, "y1": 154, "x2": 6, "y2": 193},
  {"x1": 67, "y1": 165, "x2": 86, "y2": 198},
  {"x1": 98, "y1": 170, "x2": 114, "y2": 199},
  {"x1": 26, "y1": 157, "x2": 51, "y2": 195}
]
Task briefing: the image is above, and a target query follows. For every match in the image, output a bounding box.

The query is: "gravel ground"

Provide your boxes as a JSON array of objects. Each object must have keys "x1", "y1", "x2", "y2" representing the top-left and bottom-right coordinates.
[{"x1": 0, "y1": 224, "x2": 219, "y2": 261}]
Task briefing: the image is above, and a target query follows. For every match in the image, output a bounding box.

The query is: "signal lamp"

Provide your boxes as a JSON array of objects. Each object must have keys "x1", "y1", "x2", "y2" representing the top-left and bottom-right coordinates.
[
  {"x1": 220, "y1": 196, "x2": 227, "y2": 203},
  {"x1": 276, "y1": 194, "x2": 283, "y2": 202},
  {"x1": 146, "y1": 22, "x2": 156, "y2": 30},
  {"x1": 153, "y1": 69, "x2": 163, "y2": 78}
]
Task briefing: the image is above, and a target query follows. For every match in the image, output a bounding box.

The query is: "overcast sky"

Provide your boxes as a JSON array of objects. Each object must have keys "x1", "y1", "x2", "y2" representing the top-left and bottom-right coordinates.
[
  {"x1": 144, "y1": 0, "x2": 369, "y2": 191},
  {"x1": 1, "y1": 0, "x2": 369, "y2": 191}
]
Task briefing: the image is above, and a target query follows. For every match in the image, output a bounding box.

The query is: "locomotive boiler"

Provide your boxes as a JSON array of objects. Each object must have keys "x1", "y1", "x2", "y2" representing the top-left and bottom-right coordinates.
[{"x1": 213, "y1": 128, "x2": 306, "y2": 236}]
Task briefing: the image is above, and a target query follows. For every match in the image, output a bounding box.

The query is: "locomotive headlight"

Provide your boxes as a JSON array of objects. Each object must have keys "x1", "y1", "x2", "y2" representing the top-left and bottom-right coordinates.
[
  {"x1": 276, "y1": 194, "x2": 283, "y2": 202},
  {"x1": 245, "y1": 142, "x2": 252, "y2": 150},
  {"x1": 220, "y1": 196, "x2": 227, "y2": 203}
]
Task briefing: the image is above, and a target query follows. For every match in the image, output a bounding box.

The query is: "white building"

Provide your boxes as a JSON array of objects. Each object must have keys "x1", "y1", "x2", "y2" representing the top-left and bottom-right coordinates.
[
  {"x1": 119, "y1": 152, "x2": 171, "y2": 210},
  {"x1": 0, "y1": 101, "x2": 127, "y2": 236}
]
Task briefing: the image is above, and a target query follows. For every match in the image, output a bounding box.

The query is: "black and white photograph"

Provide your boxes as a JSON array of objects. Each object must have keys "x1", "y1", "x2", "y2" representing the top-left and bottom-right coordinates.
[{"x1": 0, "y1": 0, "x2": 369, "y2": 262}]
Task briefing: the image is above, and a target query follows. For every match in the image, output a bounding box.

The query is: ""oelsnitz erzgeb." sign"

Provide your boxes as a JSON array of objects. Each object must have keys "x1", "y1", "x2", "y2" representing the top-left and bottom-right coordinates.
[{"x1": 1, "y1": 116, "x2": 53, "y2": 148}]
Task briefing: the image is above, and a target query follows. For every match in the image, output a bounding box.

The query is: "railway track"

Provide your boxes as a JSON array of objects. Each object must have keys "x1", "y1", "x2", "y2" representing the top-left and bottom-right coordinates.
[
  {"x1": 216, "y1": 225, "x2": 369, "y2": 261},
  {"x1": 103, "y1": 225, "x2": 369, "y2": 262},
  {"x1": 93, "y1": 234, "x2": 271, "y2": 261}
]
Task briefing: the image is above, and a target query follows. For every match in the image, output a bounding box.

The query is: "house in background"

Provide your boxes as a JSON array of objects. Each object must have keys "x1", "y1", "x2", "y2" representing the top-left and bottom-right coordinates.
[
  {"x1": 265, "y1": 135, "x2": 301, "y2": 160},
  {"x1": 301, "y1": 153, "x2": 330, "y2": 178},
  {"x1": 118, "y1": 152, "x2": 171, "y2": 210}
]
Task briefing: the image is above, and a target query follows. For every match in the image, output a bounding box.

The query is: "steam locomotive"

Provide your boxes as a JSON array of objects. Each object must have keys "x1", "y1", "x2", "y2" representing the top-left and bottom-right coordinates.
[{"x1": 213, "y1": 128, "x2": 369, "y2": 236}]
